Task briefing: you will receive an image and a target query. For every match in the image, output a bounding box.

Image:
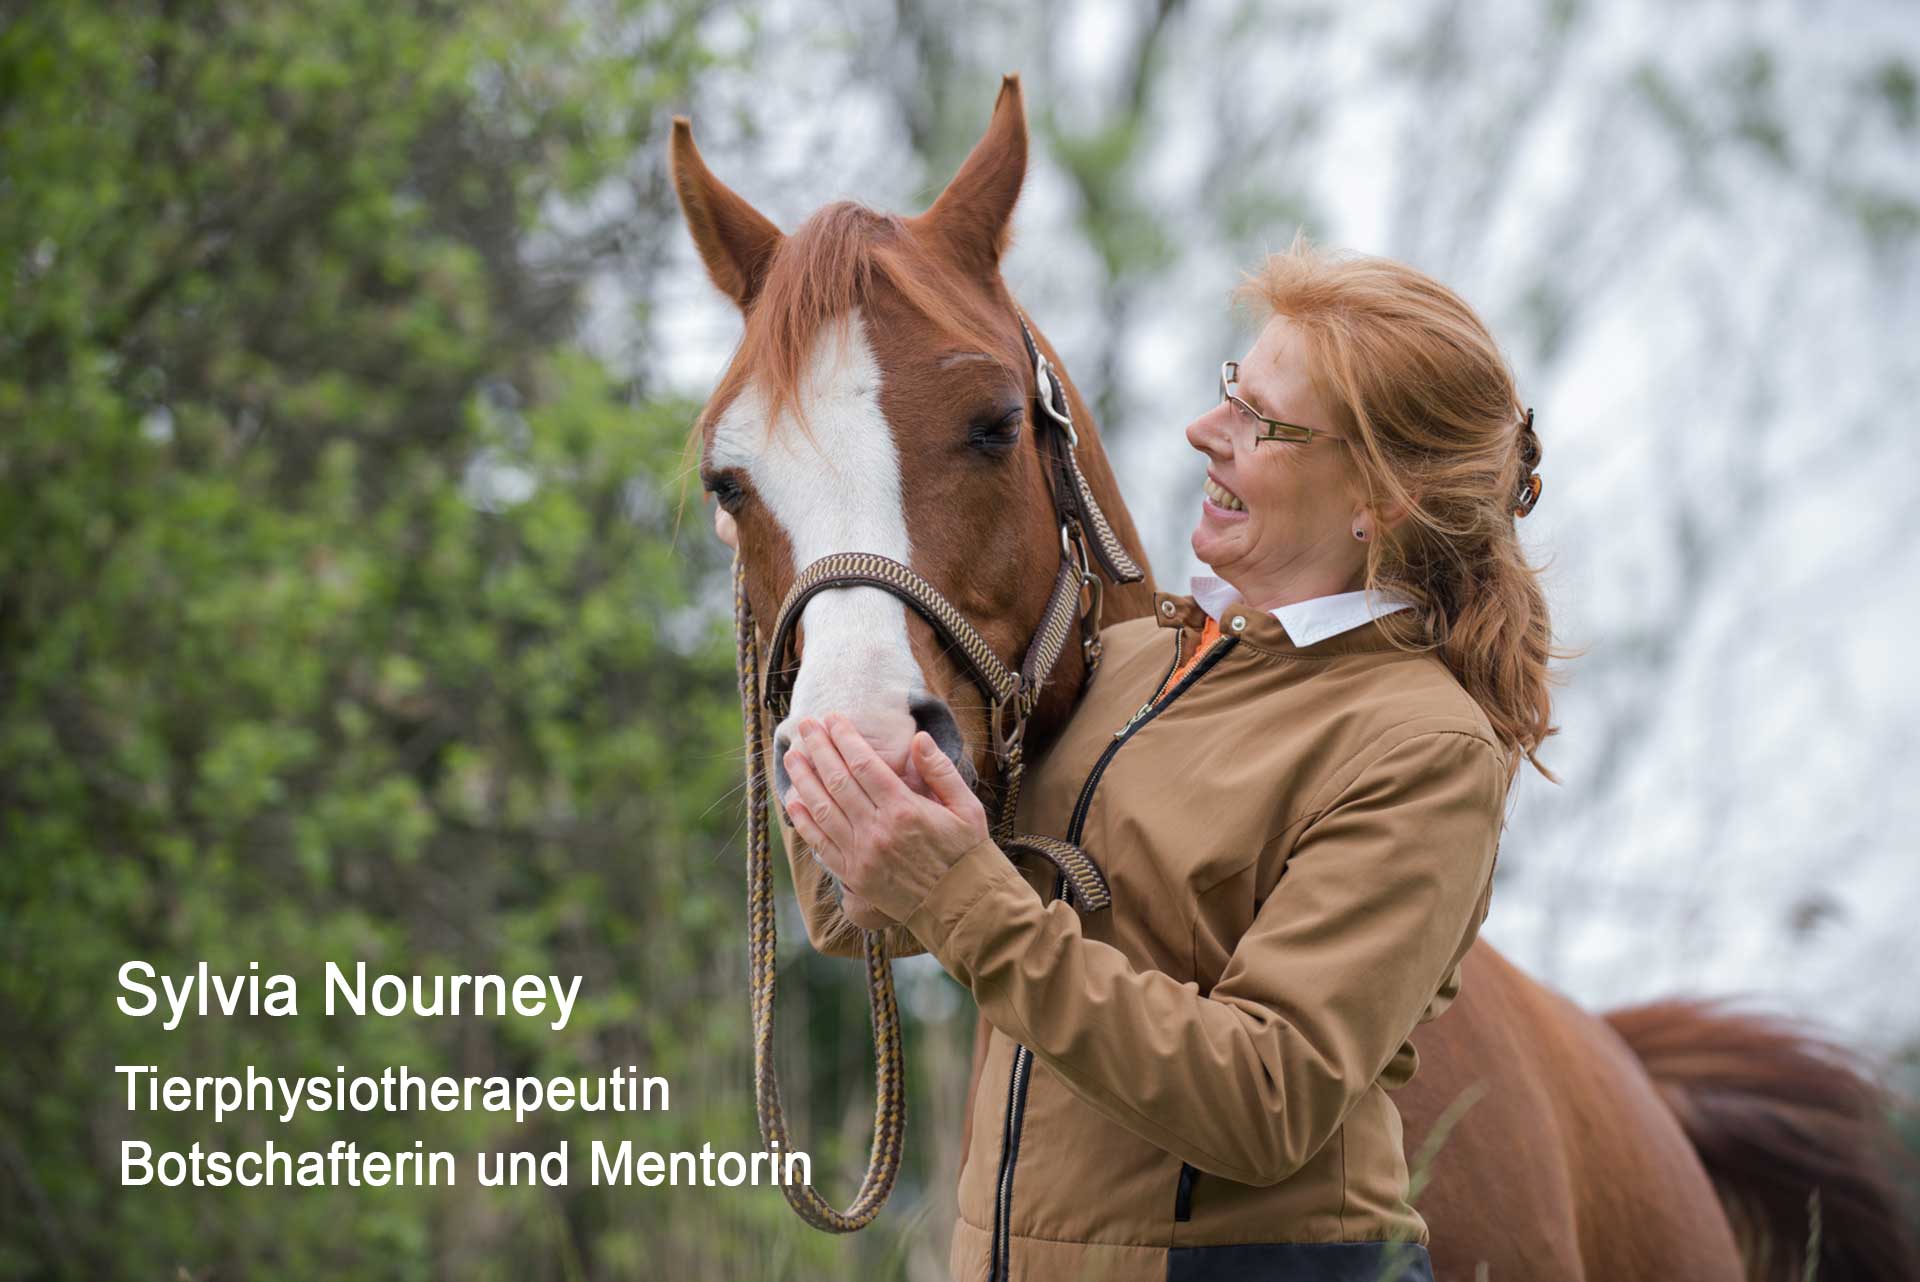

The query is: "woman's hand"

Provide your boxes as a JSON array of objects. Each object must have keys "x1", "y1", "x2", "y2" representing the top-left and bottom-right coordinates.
[{"x1": 783, "y1": 713, "x2": 991, "y2": 924}]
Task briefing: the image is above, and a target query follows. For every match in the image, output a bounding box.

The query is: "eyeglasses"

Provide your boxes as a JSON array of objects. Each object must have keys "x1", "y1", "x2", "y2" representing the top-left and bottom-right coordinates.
[{"x1": 1220, "y1": 361, "x2": 1346, "y2": 447}]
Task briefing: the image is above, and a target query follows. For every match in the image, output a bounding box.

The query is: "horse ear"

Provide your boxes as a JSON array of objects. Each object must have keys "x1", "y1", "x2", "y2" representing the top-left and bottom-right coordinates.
[
  {"x1": 670, "y1": 117, "x2": 784, "y2": 311},
  {"x1": 918, "y1": 75, "x2": 1028, "y2": 276}
]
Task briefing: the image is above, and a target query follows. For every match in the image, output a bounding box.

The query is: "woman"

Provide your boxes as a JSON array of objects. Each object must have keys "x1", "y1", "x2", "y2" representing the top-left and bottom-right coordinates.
[{"x1": 777, "y1": 238, "x2": 1557, "y2": 1282}]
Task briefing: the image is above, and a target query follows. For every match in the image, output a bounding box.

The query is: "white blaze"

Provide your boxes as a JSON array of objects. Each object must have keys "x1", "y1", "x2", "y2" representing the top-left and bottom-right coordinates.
[{"x1": 710, "y1": 310, "x2": 923, "y2": 757}]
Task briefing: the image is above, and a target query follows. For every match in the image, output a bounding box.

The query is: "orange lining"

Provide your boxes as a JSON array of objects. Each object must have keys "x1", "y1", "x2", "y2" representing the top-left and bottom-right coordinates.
[{"x1": 1157, "y1": 614, "x2": 1223, "y2": 700}]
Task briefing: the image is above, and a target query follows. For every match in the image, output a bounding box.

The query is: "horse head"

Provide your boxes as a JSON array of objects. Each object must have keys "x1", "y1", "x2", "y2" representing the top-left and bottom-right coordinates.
[{"x1": 673, "y1": 76, "x2": 1153, "y2": 808}]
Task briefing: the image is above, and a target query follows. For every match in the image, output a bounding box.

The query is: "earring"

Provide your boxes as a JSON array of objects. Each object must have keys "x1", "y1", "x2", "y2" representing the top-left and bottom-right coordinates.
[{"x1": 1353, "y1": 528, "x2": 1367, "y2": 541}]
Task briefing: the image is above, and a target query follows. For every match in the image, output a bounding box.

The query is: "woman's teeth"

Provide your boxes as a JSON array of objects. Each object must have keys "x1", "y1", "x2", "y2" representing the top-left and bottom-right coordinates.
[{"x1": 1204, "y1": 476, "x2": 1246, "y2": 512}]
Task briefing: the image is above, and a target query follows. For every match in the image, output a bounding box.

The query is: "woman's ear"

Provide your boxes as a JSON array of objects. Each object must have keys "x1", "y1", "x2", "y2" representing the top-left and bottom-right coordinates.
[{"x1": 1351, "y1": 488, "x2": 1416, "y2": 541}]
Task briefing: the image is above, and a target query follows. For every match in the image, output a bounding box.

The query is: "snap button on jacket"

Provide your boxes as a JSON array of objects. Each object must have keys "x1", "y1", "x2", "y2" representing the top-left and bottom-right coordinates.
[{"x1": 783, "y1": 592, "x2": 1511, "y2": 1282}]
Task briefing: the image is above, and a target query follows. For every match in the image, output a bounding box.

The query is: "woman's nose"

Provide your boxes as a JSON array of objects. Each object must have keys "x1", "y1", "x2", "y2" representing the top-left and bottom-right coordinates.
[{"x1": 1186, "y1": 403, "x2": 1233, "y2": 459}]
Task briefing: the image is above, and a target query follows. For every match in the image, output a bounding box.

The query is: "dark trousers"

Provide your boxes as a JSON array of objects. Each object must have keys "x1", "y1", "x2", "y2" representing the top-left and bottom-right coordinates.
[{"x1": 1167, "y1": 1240, "x2": 1435, "y2": 1282}]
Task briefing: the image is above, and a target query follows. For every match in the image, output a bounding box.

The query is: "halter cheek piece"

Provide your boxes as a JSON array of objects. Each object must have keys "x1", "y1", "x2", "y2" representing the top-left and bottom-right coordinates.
[{"x1": 731, "y1": 311, "x2": 1145, "y2": 1232}]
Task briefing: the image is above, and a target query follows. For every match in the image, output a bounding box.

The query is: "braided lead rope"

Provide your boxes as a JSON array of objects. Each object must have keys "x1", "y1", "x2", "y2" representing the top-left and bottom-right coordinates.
[
  {"x1": 1000, "y1": 835, "x2": 1113, "y2": 911},
  {"x1": 993, "y1": 736, "x2": 1023, "y2": 846},
  {"x1": 734, "y1": 545, "x2": 1114, "y2": 1234},
  {"x1": 737, "y1": 557, "x2": 906, "y2": 1233}
]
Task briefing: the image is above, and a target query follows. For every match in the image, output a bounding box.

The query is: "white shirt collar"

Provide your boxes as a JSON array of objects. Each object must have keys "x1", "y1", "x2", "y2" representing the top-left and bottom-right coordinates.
[{"x1": 1189, "y1": 574, "x2": 1415, "y2": 648}]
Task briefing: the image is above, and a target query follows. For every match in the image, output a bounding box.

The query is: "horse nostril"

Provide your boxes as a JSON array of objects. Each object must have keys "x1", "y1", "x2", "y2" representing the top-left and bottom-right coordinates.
[
  {"x1": 772, "y1": 727, "x2": 794, "y2": 798},
  {"x1": 908, "y1": 697, "x2": 968, "y2": 779}
]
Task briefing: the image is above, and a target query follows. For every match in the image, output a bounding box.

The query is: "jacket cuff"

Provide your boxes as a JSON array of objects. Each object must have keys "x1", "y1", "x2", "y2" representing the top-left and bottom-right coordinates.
[{"x1": 904, "y1": 837, "x2": 1028, "y2": 970}]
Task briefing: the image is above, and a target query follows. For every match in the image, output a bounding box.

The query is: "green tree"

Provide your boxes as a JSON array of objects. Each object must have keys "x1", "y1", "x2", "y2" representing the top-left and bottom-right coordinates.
[{"x1": 0, "y1": 2, "x2": 906, "y2": 1277}]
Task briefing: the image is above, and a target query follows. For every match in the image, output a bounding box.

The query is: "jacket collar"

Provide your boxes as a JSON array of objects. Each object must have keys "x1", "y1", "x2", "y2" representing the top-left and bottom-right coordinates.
[
  {"x1": 1153, "y1": 578, "x2": 1414, "y2": 657},
  {"x1": 1188, "y1": 575, "x2": 1416, "y2": 648}
]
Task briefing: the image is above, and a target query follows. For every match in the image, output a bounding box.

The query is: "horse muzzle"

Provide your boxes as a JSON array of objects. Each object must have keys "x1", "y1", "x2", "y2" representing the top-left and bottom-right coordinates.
[{"x1": 768, "y1": 694, "x2": 974, "y2": 804}]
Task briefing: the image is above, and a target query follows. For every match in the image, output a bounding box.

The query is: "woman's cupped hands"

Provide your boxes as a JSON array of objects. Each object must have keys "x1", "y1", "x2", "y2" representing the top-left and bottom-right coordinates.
[{"x1": 783, "y1": 713, "x2": 990, "y2": 927}]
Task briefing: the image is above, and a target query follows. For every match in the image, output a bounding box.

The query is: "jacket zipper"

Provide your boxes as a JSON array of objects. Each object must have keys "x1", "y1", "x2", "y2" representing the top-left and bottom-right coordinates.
[
  {"x1": 1174, "y1": 1160, "x2": 1199, "y2": 1222},
  {"x1": 987, "y1": 630, "x2": 1237, "y2": 1281}
]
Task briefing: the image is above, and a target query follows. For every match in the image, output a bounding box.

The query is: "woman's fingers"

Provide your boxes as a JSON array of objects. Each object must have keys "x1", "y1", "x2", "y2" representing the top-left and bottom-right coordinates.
[
  {"x1": 913, "y1": 732, "x2": 975, "y2": 811},
  {"x1": 784, "y1": 748, "x2": 855, "y2": 860},
  {"x1": 796, "y1": 719, "x2": 875, "y2": 812},
  {"x1": 786, "y1": 799, "x2": 831, "y2": 857},
  {"x1": 825, "y1": 713, "x2": 912, "y2": 806},
  {"x1": 786, "y1": 719, "x2": 985, "y2": 919}
]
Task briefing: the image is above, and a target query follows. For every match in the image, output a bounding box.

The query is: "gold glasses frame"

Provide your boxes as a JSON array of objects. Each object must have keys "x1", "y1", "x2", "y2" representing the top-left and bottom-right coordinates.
[{"x1": 1220, "y1": 361, "x2": 1346, "y2": 447}]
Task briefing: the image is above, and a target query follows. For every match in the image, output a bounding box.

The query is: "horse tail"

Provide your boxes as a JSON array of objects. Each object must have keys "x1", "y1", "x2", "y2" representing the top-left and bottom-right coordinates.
[{"x1": 1604, "y1": 997, "x2": 1918, "y2": 1282}]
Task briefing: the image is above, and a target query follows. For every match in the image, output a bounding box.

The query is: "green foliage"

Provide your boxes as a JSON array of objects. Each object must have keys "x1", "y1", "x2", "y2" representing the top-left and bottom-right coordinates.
[
  {"x1": 1048, "y1": 117, "x2": 1176, "y2": 281},
  {"x1": 0, "y1": 2, "x2": 926, "y2": 1278},
  {"x1": 1870, "y1": 58, "x2": 1918, "y2": 133}
]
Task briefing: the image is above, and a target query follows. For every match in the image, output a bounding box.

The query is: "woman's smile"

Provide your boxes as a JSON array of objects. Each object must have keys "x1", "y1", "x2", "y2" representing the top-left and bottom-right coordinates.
[{"x1": 1202, "y1": 473, "x2": 1248, "y2": 516}]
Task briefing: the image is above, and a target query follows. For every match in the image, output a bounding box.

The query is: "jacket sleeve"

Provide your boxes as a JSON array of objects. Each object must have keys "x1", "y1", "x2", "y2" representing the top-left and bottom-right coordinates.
[
  {"x1": 902, "y1": 729, "x2": 1506, "y2": 1185},
  {"x1": 775, "y1": 804, "x2": 929, "y2": 960}
]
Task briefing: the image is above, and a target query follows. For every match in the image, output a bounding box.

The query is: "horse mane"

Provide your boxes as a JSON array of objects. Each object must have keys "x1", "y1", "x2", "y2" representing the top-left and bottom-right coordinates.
[{"x1": 720, "y1": 202, "x2": 1017, "y2": 435}]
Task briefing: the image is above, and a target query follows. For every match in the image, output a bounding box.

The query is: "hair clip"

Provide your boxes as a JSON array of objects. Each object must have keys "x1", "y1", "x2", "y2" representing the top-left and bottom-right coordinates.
[{"x1": 1514, "y1": 473, "x2": 1543, "y2": 519}]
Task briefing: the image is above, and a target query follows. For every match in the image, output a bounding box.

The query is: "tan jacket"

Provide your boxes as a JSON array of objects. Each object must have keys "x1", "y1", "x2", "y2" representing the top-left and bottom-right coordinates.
[{"x1": 784, "y1": 590, "x2": 1511, "y2": 1282}]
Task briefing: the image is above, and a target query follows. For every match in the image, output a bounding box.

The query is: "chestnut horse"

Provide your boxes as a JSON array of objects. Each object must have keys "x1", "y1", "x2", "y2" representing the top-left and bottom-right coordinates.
[{"x1": 672, "y1": 77, "x2": 1914, "y2": 1282}]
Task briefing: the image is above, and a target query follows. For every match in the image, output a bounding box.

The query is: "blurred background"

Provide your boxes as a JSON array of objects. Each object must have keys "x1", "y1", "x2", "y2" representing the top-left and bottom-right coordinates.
[{"x1": 4, "y1": 0, "x2": 1917, "y2": 1278}]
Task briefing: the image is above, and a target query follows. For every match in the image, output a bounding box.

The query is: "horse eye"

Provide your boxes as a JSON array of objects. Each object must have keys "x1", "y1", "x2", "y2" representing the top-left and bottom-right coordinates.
[
  {"x1": 967, "y1": 408, "x2": 1023, "y2": 454},
  {"x1": 703, "y1": 470, "x2": 747, "y2": 511}
]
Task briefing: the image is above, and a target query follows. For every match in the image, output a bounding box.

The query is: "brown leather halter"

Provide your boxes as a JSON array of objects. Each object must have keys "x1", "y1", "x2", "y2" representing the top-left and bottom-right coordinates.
[{"x1": 731, "y1": 313, "x2": 1144, "y2": 1231}]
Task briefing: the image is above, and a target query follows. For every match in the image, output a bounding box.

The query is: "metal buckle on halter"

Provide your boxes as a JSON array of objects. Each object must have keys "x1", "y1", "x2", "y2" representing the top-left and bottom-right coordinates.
[
  {"x1": 1032, "y1": 351, "x2": 1079, "y2": 449},
  {"x1": 1059, "y1": 521, "x2": 1081, "y2": 570},
  {"x1": 1080, "y1": 576, "x2": 1105, "y2": 670},
  {"x1": 1062, "y1": 521, "x2": 1105, "y2": 670}
]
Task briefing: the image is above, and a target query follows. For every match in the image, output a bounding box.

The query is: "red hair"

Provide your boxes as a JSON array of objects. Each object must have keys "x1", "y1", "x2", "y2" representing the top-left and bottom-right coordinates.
[{"x1": 1236, "y1": 233, "x2": 1575, "y2": 782}]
